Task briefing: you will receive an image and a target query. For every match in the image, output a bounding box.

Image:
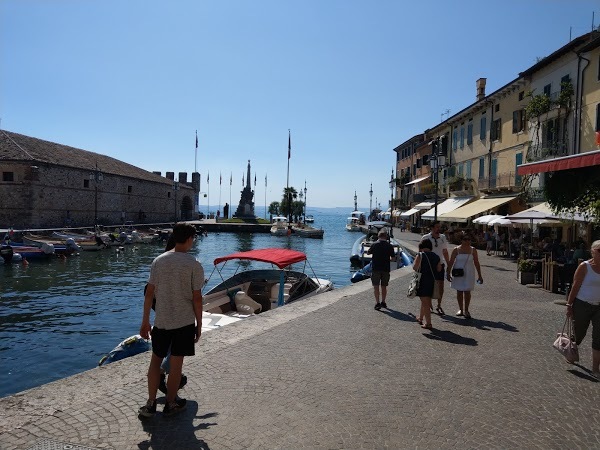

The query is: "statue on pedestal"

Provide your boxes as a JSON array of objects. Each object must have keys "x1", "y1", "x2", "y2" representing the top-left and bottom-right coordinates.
[{"x1": 233, "y1": 160, "x2": 256, "y2": 219}]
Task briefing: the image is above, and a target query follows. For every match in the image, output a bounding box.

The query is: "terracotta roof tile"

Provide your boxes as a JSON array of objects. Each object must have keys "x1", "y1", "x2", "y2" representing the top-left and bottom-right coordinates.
[{"x1": 0, "y1": 130, "x2": 174, "y2": 185}]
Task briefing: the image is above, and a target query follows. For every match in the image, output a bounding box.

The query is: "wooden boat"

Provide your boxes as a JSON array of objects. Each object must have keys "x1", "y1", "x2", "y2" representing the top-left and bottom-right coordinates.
[
  {"x1": 22, "y1": 234, "x2": 82, "y2": 255},
  {"x1": 202, "y1": 248, "x2": 333, "y2": 315}
]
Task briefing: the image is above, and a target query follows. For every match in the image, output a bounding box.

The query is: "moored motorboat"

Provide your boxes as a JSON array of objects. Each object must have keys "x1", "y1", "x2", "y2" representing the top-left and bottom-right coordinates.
[
  {"x1": 1, "y1": 242, "x2": 55, "y2": 263},
  {"x1": 292, "y1": 223, "x2": 324, "y2": 239},
  {"x1": 22, "y1": 234, "x2": 82, "y2": 255},
  {"x1": 202, "y1": 248, "x2": 333, "y2": 316},
  {"x1": 346, "y1": 210, "x2": 365, "y2": 232},
  {"x1": 270, "y1": 216, "x2": 290, "y2": 236},
  {"x1": 305, "y1": 215, "x2": 314, "y2": 223},
  {"x1": 349, "y1": 221, "x2": 413, "y2": 269}
]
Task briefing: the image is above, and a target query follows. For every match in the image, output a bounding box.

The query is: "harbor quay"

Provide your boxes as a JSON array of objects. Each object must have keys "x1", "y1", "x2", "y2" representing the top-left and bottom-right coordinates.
[{"x1": 1, "y1": 233, "x2": 599, "y2": 449}]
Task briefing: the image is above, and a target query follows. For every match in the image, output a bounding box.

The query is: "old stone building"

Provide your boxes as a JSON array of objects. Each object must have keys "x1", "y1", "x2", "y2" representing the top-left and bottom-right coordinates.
[{"x1": 0, "y1": 130, "x2": 199, "y2": 229}]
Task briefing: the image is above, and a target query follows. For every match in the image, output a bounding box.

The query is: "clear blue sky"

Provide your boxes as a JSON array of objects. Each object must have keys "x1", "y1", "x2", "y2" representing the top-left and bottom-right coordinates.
[{"x1": 1, "y1": 1, "x2": 598, "y2": 209}]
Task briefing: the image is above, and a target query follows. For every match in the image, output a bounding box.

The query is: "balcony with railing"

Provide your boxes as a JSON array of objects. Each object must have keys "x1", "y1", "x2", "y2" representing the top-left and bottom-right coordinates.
[
  {"x1": 477, "y1": 172, "x2": 523, "y2": 191},
  {"x1": 527, "y1": 142, "x2": 568, "y2": 162}
]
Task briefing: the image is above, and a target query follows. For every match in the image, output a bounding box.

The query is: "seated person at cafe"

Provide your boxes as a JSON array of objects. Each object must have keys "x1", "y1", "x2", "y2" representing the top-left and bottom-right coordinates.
[{"x1": 570, "y1": 243, "x2": 590, "y2": 264}]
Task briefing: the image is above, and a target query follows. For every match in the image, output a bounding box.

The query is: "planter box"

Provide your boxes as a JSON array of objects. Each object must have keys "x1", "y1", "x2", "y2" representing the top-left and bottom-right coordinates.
[{"x1": 518, "y1": 271, "x2": 536, "y2": 285}]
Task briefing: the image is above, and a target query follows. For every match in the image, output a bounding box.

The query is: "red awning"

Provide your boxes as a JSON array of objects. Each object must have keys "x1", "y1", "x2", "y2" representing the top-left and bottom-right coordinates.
[
  {"x1": 517, "y1": 150, "x2": 600, "y2": 175},
  {"x1": 213, "y1": 248, "x2": 307, "y2": 269}
]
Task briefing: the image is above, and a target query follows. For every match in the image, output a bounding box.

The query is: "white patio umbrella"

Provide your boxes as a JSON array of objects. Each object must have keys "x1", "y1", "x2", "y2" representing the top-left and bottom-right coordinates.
[
  {"x1": 473, "y1": 214, "x2": 504, "y2": 225},
  {"x1": 487, "y1": 217, "x2": 513, "y2": 226},
  {"x1": 504, "y1": 210, "x2": 562, "y2": 244}
]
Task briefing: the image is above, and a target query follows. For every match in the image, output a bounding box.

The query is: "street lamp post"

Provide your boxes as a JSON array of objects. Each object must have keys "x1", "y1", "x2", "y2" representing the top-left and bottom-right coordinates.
[
  {"x1": 389, "y1": 170, "x2": 395, "y2": 227},
  {"x1": 303, "y1": 181, "x2": 307, "y2": 224},
  {"x1": 369, "y1": 183, "x2": 373, "y2": 221},
  {"x1": 429, "y1": 137, "x2": 446, "y2": 222},
  {"x1": 354, "y1": 191, "x2": 357, "y2": 212},
  {"x1": 90, "y1": 164, "x2": 103, "y2": 227}
]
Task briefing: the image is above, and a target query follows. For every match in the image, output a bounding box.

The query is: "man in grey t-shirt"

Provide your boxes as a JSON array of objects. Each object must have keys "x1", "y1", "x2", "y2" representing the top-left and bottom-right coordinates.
[{"x1": 139, "y1": 223, "x2": 204, "y2": 418}]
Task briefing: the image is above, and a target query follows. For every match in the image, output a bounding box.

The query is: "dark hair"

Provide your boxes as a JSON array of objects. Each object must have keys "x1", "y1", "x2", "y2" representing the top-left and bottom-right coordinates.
[
  {"x1": 171, "y1": 222, "x2": 196, "y2": 244},
  {"x1": 431, "y1": 221, "x2": 440, "y2": 228},
  {"x1": 164, "y1": 234, "x2": 176, "y2": 252},
  {"x1": 461, "y1": 231, "x2": 472, "y2": 241},
  {"x1": 418, "y1": 238, "x2": 433, "y2": 250}
]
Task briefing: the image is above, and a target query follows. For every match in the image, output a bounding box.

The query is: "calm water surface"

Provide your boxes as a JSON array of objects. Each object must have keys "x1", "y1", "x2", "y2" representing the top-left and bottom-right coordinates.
[{"x1": 0, "y1": 212, "x2": 364, "y2": 397}]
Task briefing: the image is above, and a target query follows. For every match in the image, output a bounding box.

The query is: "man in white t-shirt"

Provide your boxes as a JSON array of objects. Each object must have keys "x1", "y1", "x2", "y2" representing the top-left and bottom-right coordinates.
[{"x1": 422, "y1": 221, "x2": 450, "y2": 314}]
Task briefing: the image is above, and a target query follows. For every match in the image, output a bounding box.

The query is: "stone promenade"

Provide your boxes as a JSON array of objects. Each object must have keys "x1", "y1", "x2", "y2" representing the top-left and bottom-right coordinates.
[{"x1": 1, "y1": 231, "x2": 598, "y2": 449}]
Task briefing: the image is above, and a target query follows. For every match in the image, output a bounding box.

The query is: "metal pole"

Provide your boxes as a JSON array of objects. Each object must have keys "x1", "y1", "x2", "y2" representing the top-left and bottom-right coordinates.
[
  {"x1": 304, "y1": 180, "x2": 307, "y2": 224},
  {"x1": 369, "y1": 183, "x2": 373, "y2": 221}
]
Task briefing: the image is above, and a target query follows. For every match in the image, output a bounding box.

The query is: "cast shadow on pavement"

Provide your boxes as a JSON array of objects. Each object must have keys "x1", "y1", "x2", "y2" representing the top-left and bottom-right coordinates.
[
  {"x1": 138, "y1": 401, "x2": 216, "y2": 450},
  {"x1": 380, "y1": 307, "x2": 420, "y2": 322},
  {"x1": 440, "y1": 314, "x2": 519, "y2": 332},
  {"x1": 422, "y1": 328, "x2": 478, "y2": 346},
  {"x1": 568, "y1": 364, "x2": 600, "y2": 382}
]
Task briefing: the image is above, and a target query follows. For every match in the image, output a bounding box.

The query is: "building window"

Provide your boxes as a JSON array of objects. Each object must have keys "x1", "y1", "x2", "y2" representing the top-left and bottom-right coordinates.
[
  {"x1": 543, "y1": 84, "x2": 551, "y2": 96},
  {"x1": 458, "y1": 163, "x2": 464, "y2": 176},
  {"x1": 467, "y1": 122, "x2": 473, "y2": 145},
  {"x1": 518, "y1": 91, "x2": 525, "y2": 101},
  {"x1": 561, "y1": 74, "x2": 571, "y2": 88},
  {"x1": 452, "y1": 129, "x2": 458, "y2": 150},
  {"x1": 422, "y1": 154, "x2": 429, "y2": 166},
  {"x1": 491, "y1": 119, "x2": 502, "y2": 141},
  {"x1": 416, "y1": 158, "x2": 422, "y2": 168},
  {"x1": 466, "y1": 160, "x2": 472, "y2": 179},
  {"x1": 128, "y1": 185, "x2": 133, "y2": 193},
  {"x1": 512, "y1": 109, "x2": 525, "y2": 133},
  {"x1": 2, "y1": 171, "x2": 14, "y2": 182},
  {"x1": 168, "y1": 191, "x2": 171, "y2": 198},
  {"x1": 596, "y1": 103, "x2": 600, "y2": 131},
  {"x1": 84, "y1": 179, "x2": 90, "y2": 188},
  {"x1": 480, "y1": 116, "x2": 487, "y2": 140},
  {"x1": 460, "y1": 126, "x2": 465, "y2": 149},
  {"x1": 494, "y1": 104, "x2": 500, "y2": 113},
  {"x1": 479, "y1": 157, "x2": 485, "y2": 179}
]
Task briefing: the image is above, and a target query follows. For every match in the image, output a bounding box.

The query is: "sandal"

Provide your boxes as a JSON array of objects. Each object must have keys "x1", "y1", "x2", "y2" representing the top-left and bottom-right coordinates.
[
  {"x1": 421, "y1": 324, "x2": 433, "y2": 330},
  {"x1": 436, "y1": 306, "x2": 445, "y2": 316},
  {"x1": 417, "y1": 317, "x2": 423, "y2": 325}
]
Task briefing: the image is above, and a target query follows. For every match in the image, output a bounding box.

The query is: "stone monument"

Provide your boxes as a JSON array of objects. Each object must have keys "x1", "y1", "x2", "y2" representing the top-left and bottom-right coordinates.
[{"x1": 233, "y1": 160, "x2": 256, "y2": 219}]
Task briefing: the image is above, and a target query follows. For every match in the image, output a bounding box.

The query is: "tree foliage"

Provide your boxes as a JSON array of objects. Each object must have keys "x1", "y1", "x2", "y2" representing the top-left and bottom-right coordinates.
[
  {"x1": 543, "y1": 167, "x2": 600, "y2": 224},
  {"x1": 268, "y1": 201, "x2": 280, "y2": 215}
]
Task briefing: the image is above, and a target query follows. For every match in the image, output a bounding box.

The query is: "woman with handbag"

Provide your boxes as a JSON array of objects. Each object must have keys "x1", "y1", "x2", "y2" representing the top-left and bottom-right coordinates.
[
  {"x1": 413, "y1": 239, "x2": 442, "y2": 329},
  {"x1": 565, "y1": 239, "x2": 600, "y2": 379},
  {"x1": 447, "y1": 232, "x2": 483, "y2": 319}
]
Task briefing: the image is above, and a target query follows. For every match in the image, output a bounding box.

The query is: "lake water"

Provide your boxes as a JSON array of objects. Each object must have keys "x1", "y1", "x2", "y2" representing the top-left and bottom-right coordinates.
[{"x1": 0, "y1": 212, "x2": 367, "y2": 397}]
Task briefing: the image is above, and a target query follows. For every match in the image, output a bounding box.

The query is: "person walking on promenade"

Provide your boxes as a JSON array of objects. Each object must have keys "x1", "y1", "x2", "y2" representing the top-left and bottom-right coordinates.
[
  {"x1": 565, "y1": 239, "x2": 600, "y2": 378},
  {"x1": 367, "y1": 229, "x2": 396, "y2": 310},
  {"x1": 422, "y1": 221, "x2": 450, "y2": 315},
  {"x1": 138, "y1": 223, "x2": 204, "y2": 418},
  {"x1": 447, "y1": 231, "x2": 483, "y2": 319},
  {"x1": 413, "y1": 239, "x2": 442, "y2": 329}
]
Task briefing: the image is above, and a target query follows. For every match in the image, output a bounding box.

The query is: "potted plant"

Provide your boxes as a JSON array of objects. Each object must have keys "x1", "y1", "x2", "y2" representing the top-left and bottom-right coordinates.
[{"x1": 517, "y1": 258, "x2": 537, "y2": 285}]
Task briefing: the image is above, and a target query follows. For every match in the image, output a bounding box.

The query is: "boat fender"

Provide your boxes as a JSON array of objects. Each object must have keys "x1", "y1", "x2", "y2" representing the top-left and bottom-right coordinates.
[
  {"x1": 41, "y1": 243, "x2": 55, "y2": 254},
  {"x1": 98, "y1": 334, "x2": 151, "y2": 366}
]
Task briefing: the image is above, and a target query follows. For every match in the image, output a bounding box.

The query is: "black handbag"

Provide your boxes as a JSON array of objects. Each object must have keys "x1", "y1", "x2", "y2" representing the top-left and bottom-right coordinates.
[{"x1": 451, "y1": 251, "x2": 471, "y2": 278}]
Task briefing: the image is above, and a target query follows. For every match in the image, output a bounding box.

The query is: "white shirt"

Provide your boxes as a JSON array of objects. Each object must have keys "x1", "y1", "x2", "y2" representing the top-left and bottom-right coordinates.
[
  {"x1": 422, "y1": 232, "x2": 448, "y2": 264},
  {"x1": 578, "y1": 261, "x2": 600, "y2": 305}
]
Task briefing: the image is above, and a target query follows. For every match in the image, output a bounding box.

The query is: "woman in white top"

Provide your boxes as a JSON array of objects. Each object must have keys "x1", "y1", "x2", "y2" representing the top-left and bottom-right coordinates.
[
  {"x1": 566, "y1": 239, "x2": 600, "y2": 379},
  {"x1": 447, "y1": 232, "x2": 483, "y2": 319}
]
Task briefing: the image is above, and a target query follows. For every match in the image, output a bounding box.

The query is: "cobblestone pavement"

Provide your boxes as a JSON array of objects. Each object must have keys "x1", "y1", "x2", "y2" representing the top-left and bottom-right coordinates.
[{"x1": 1, "y1": 230, "x2": 599, "y2": 449}]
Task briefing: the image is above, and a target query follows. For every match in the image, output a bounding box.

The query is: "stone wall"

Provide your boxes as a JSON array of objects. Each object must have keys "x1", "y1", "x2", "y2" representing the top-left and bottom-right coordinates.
[{"x1": 0, "y1": 162, "x2": 196, "y2": 229}]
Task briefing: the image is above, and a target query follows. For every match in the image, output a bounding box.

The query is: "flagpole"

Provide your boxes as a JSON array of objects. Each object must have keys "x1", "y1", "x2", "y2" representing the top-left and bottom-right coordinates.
[
  {"x1": 265, "y1": 173, "x2": 267, "y2": 220},
  {"x1": 286, "y1": 129, "x2": 291, "y2": 225},
  {"x1": 229, "y1": 172, "x2": 232, "y2": 219},
  {"x1": 207, "y1": 172, "x2": 210, "y2": 218},
  {"x1": 219, "y1": 172, "x2": 222, "y2": 218},
  {"x1": 195, "y1": 130, "x2": 198, "y2": 173}
]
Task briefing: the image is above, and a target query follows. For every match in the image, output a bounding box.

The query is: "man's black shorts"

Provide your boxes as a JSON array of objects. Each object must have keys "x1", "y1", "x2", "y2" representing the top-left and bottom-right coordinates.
[{"x1": 151, "y1": 323, "x2": 196, "y2": 358}]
